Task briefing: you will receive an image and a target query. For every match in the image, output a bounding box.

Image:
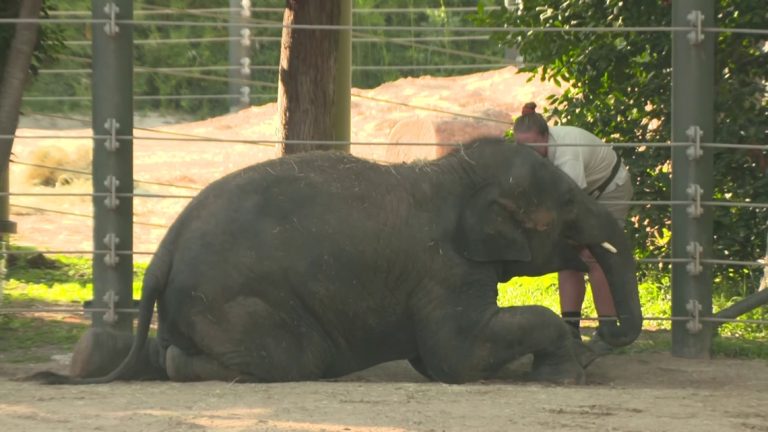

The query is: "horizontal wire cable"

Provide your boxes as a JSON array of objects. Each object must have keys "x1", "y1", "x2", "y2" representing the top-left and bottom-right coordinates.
[
  {"x1": 0, "y1": 307, "x2": 139, "y2": 314},
  {"x1": 702, "y1": 143, "x2": 768, "y2": 151},
  {"x1": 61, "y1": 35, "x2": 492, "y2": 46},
  {"x1": 2, "y1": 16, "x2": 766, "y2": 36},
  {"x1": 11, "y1": 190, "x2": 767, "y2": 212},
  {"x1": 22, "y1": 94, "x2": 276, "y2": 101},
  {"x1": 0, "y1": 306, "x2": 764, "y2": 325},
  {"x1": 0, "y1": 18, "x2": 706, "y2": 33},
  {"x1": 4, "y1": 192, "x2": 196, "y2": 198},
  {"x1": 637, "y1": 258, "x2": 693, "y2": 264},
  {"x1": 11, "y1": 161, "x2": 203, "y2": 191},
  {"x1": 16, "y1": 111, "x2": 271, "y2": 153},
  {"x1": 9, "y1": 204, "x2": 169, "y2": 228},
  {"x1": 48, "y1": 6, "x2": 504, "y2": 16},
  {"x1": 1, "y1": 249, "x2": 150, "y2": 255},
  {"x1": 0, "y1": 134, "x2": 691, "y2": 148},
  {"x1": 36, "y1": 64, "x2": 514, "y2": 75}
]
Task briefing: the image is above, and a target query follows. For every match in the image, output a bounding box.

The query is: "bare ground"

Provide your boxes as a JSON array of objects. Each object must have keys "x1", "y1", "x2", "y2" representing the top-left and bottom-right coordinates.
[
  {"x1": 1, "y1": 351, "x2": 768, "y2": 432},
  {"x1": 3, "y1": 68, "x2": 768, "y2": 431}
]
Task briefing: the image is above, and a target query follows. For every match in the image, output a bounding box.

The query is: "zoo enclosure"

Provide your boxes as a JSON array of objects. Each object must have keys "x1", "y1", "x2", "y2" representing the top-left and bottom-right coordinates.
[{"x1": 0, "y1": 0, "x2": 766, "y2": 359}]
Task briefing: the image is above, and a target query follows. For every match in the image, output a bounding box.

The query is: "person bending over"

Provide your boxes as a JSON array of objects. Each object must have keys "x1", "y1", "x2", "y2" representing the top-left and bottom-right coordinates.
[{"x1": 513, "y1": 102, "x2": 632, "y2": 348}]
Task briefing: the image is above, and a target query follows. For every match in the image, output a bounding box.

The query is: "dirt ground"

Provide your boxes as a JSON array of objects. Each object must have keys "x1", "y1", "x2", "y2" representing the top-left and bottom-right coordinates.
[
  {"x1": 3, "y1": 67, "x2": 768, "y2": 431},
  {"x1": 1, "y1": 351, "x2": 768, "y2": 432}
]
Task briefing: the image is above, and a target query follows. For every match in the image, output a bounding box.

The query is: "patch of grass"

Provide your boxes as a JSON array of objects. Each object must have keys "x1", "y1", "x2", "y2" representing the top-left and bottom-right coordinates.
[
  {"x1": 1, "y1": 250, "x2": 148, "y2": 355},
  {"x1": 3, "y1": 252, "x2": 147, "y2": 305},
  {"x1": 712, "y1": 334, "x2": 768, "y2": 359},
  {"x1": 611, "y1": 329, "x2": 768, "y2": 360},
  {"x1": 498, "y1": 274, "x2": 561, "y2": 311},
  {"x1": 0, "y1": 314, "x2": 86, "y2": 352}
]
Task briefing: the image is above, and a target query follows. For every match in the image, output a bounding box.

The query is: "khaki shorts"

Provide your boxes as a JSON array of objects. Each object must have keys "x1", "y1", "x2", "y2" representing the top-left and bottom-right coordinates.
[{"x1": 597, "y1": 179, "x2": 632, "y2": 228}]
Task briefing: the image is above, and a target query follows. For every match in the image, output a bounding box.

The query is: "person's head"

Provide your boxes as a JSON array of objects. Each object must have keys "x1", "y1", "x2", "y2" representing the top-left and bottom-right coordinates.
[{"x1": 513, "y1": 102, "x2": 549, "y2": 156}]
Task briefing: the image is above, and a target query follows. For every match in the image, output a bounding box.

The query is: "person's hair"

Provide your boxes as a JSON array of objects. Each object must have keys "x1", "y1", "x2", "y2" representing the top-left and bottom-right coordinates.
[{"x1": 513, "y1": 102, "x2": 549, "y2": 137}]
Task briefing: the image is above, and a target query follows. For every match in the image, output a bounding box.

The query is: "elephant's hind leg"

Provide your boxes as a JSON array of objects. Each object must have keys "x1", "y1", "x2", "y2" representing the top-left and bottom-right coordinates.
[
  {"x1": 180, "y1": 296, "x2": 333, "y2": 382},
  {"x1": 165, "y1": 345, "x2": 255, "y2": 382}
]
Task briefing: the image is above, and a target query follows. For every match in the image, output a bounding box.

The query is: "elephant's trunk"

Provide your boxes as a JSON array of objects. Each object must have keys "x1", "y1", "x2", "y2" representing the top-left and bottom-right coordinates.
[{"x1": 586, "y1": 218, "x2": 643, "y2": 347}]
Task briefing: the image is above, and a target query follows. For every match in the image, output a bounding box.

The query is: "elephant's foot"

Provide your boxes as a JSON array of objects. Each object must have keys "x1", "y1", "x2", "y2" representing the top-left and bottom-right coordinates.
[
  {"x1": 165, "y1": 345, "x2": 252, "y2": 383},
  {"x1": 68, "y1": 328, "x2": 167, "y2": 380},
  {"x1": 530, "y1": 348, "x2": 585, "y2": 385},
  {"x1": 69, "y1": 327, "x2": 134, "y2": 378}
]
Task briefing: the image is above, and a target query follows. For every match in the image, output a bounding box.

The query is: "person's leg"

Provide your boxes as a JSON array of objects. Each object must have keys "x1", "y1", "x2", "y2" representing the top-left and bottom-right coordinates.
[
  {"x1": 580, "y1": 249, "x2": 617, "y2": 317},
  {"x1": 558, "y1": 270, "x2": 587, "y2": 337}
]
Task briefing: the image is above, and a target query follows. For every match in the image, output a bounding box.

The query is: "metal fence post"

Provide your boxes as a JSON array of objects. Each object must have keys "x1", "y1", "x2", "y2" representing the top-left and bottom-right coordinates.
[
  {"x1": 228, "y1": 0, "x2": 251, "y2": 112},
  {"x1": 332, "y1": 0, "x2": 351, "y2": 150},
  {"x1": 90, "y1": 0, "x2": 134, "y2": 332},
  {"x1": 670, "y1": 0, "x2": 715, "y2": 358}
]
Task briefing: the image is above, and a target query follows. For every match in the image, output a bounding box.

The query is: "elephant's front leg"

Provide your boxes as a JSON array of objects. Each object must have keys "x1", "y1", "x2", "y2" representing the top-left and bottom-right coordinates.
[{"x1": 415, "y1": 292, "x2": 584, "y2": 384}]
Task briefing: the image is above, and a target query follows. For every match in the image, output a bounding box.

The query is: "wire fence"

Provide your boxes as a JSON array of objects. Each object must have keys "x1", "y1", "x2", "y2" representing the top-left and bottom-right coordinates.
[
  {"x1": 3, "y1": 17, "x2": 767, "y2": 36},
  {"x1": 1, "y1": 7, "x2": 767, "y2": 337}
]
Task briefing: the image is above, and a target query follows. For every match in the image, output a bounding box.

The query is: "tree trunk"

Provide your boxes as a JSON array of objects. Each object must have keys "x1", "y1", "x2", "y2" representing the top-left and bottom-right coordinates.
[
  {"x1": 277, "y1": 0, "x2": 349, "y2": 155},
  {"x1": 0, "y1": 0, "x2": 42, "y2": 165},
  {"x1": 0, "y1": 0, "x2": 42, "y2": 235}
]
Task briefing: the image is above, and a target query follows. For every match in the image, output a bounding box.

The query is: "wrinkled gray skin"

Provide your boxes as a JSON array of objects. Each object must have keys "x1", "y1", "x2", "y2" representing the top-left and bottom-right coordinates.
[{"x1": 29, "y1": 138, "x2": 642, "y2": 385}]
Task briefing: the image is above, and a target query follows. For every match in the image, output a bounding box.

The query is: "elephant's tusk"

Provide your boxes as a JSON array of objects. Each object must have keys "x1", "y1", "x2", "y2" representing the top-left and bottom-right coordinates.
[{"x1": 601, "y1": 242, "x2": 618, "y2": 254}]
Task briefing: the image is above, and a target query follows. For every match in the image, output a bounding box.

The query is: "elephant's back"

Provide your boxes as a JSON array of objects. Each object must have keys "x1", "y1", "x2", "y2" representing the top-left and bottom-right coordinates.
[
  {"x1": 161, "y1": 151, "x2": 426, "y2": 304},
  {"x1": 176, "y1": 151, "x2": 413, "y2": 239}
]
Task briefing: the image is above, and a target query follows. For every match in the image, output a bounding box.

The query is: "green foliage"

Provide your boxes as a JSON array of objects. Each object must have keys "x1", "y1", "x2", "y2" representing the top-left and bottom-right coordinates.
[
  {"x1": 0, "y1": 0, "x2": 66, "y2": 89},
  {"x1": 351, "y1": 0, "x2": 504, "y2": 89},
  {"x1": 20, "y1": 0, "x2": 505, "y2": 118},
  {"x1": 474, "y1": 0, "x2": 768, "y2": 298}
]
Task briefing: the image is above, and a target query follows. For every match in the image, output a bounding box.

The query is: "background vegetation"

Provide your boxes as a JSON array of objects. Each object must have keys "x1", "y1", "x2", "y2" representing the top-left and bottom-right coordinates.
[
  {"x1": 17, "y1": 0, "x2": 504, "y2": 118},
  {"x1": 473, "y1": 0, "x2": 768, "y2": 308}
]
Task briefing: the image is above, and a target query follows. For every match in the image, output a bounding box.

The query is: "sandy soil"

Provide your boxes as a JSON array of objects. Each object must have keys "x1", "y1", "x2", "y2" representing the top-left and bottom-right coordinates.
[
  {"x1": 3, "y1": 67, "x2": 768, "y2": 431},
  {"x1": 1, "y1": 352, "x2": 767, "y2": 432}
]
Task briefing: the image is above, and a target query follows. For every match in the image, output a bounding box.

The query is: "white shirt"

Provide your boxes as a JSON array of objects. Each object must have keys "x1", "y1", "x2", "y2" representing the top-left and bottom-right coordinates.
[{"x1": 546, "y1": 126, "x2": 628, "y2": 194}]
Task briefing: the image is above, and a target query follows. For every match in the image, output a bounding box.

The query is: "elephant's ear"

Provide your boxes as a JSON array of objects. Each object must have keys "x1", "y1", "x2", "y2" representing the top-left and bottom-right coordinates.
[{"x1": 456, "y1": 185, "x2": 531, "y2": 262}]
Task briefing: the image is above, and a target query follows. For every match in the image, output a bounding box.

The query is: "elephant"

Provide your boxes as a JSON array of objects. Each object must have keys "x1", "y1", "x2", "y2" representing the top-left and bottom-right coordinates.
[{"x1": 28, "y1": 137, "x2": 642, "y2": 385}]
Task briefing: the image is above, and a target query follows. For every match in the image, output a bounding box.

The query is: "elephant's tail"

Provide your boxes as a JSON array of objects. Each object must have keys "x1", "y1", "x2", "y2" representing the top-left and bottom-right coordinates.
[{"x1": 21, "y1": 247, "x2": 172, "y2": 385}]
